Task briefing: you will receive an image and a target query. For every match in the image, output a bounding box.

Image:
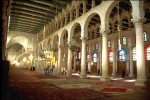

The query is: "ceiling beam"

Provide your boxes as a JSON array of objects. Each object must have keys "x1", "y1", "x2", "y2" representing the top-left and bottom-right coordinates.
[
  {"x1": 30, "y1": 0, "x2": 65, "y2": 10},
  {"x1": 11, "y1": 11, "x2": 52, "y2": 20},
  {"x1": 10, "y1": 20, "x2": 44, "y2": 26},
  {"x1": 10, "y1": 28, "x2": 32, "y2": 33},
  {"x1": 13, "y1": 1, "x2": 56, "y2": 13},
  {"x1": 11, "y1": 3, "x2": 54, "y2": 15},
  {"x1": 11, "y1": 7, "x2": 55, "y2": 17},
  {"x1": 10, "y1": 17, "x2": 44, "y2": 24},
  {"x1": 10, "y1": 23, "x2": 39, "y2": 28},
  {"x1": 54, "y1": 0, "x2": 71, "y2": 5},
  {"x1": 10, "y1": 15, "x2": 44, "y2": 22}
]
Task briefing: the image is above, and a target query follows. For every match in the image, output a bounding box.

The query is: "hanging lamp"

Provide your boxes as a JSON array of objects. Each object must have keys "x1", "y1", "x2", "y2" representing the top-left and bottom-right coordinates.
[{"x1": 117, "y1": 1, "x2": 122, "y2": 51}]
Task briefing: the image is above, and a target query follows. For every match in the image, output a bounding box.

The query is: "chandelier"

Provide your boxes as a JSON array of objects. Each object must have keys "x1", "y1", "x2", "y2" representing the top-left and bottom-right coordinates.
[{"x1": 67, "y1": 37, "x2": 79, "y2": 52}]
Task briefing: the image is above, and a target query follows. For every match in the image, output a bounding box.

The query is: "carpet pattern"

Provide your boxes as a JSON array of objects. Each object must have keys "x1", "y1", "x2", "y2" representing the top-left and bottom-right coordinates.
[{"x1": 8, "y1": 68, "x2": 150, "y2": 100}]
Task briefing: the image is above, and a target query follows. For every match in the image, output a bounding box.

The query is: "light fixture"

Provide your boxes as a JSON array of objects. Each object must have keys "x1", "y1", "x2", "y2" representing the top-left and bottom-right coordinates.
[
  {"x1": 67, "y1": 36, "x2": 79, "y2": 52},
  {"x1": 23, "y1": 57, "x2": 26, "y2": 63}
]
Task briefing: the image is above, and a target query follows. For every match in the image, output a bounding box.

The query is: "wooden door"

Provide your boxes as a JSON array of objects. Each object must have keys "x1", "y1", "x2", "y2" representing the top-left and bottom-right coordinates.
[
  {"x1": 108, "y1": 63, "x2": 112, "y2": 75},
  {"x1": 117, "y1": 61, "x2": 126, "y2": 74},
  {"x1": 92, "y1": 63, "x2": 97, "y2": 74},
  {"x1": 146, "y1": 61, "x2": 150, "y2": 75}
]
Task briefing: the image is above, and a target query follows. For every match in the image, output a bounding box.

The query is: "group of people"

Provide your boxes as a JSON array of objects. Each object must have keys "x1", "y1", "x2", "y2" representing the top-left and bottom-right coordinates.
[
  {"x1": 30, "y1": 66, "x2": 35, "y2": 71},
  {"x1": 44, "y1": 64, "x2": 55, "y2": 75}
]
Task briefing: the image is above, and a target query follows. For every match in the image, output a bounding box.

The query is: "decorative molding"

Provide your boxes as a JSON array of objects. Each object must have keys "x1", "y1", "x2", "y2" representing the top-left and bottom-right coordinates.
[
  {"x1": 131, "y1": 17, "x2": 146, "y2": 24},
  {"x1": 100, "y1": 30, "x2": 109, "y2": 37},
  {"x1": 80, "y1": 37, "x2": 88, "y2": 41}
]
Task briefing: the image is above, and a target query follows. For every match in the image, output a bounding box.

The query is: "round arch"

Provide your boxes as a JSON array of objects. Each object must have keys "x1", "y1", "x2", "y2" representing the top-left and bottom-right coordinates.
[
  {"x1": 84, "y1": 13, "x2": 101, "y2": 37},
  {"x1": 7, "y1": 36, "x2": 29, "y2": 50},
  {"x1": 69, "y1": 22, "x2": 81, "y2": 41}
]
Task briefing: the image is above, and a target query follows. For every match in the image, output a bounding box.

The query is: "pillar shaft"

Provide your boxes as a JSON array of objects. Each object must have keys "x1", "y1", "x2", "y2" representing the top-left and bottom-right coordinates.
[
  {"x1": 67, "y1": 48, "x2": 72, "y2": 76},
  {"x1": 132, "y1": 18, "x2": 147, "y2": 86},
  {"x1": 112, "y1": 40, "x2": 116, "y2": 76},
  {"x1": 57, "y1": 46, "x2": 62, "y2": 74},
  {"x1": 128, "y1": 39, "x2": 134, "y2": 77},
  {"x1": 80, "y1": 37, "x2": 87, "y2": 78},
  {"x1": 100, "y1": 30, "x2": 110, "y2": 81}
]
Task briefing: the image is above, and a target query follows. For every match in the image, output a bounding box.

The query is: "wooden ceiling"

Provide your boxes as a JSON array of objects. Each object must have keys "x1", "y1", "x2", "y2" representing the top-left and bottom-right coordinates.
[{"x1": 9, "y1": 0, "x2": 71, "y2": 34}]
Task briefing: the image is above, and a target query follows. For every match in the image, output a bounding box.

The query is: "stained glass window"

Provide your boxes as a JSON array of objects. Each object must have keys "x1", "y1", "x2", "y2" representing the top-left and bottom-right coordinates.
[
  {"x1": 146, "y1": 47, "x2": 150, "y2": 60},
  {"x1": 87, "y1": 54, "x2": 90, "y2": 60},
  {"x1": 93, "y1": 52, "x2": 98, "y2": 62},
  {"x1": 79, "y1": 53, "x2": 81, "y2": 59},
  {"x1": 146, "y1": 45, "x2": 150, "y2": 60},
  {"x1": 96, "y1": 43, "x2": 99, "y2": 50},
  {"x1": 143, "y1": 31, "x2": 147, "y2": 41},
  {"x1": 133, "y1": 47, "x2": 136, "y2": 61},
  {"x1": 123, "y1": 36, "x2": 126, "y2": 45},
  {"x1": 118, "y1": 48, "x2": 126, "y2": 61},
  {"x1": 108, "y1": 41, "x2": 110, "y2": 47},
  {"x1": 108, "y1": 50, "x2": 113, "y2": 62}
]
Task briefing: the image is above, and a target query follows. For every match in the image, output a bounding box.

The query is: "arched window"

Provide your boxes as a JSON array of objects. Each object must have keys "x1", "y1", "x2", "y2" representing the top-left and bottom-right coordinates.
[
  {"x1": 108, "y1": 50, "x2": 113, "y2": 62},
  {"x1": 93, "y1": 52, "x2": 98, "y2": 62},
  {"x1": 145, "y1": 45, "x2": 150, "y2": 60},
  {"x1": 96, "y1": 43, "x2": 99, "y2": 50},
  {"x1": 133, "y1": 47, "x2": 136, "y2": 61},
  {"x1": 143, "y1": 31, "x2": 147, "y2": 41},
  {"x1": 118, "y1": 48, "x2": 126, "y2": 61},
  {"x1": 123, "y1": 36, "x2": 126, "y2": 45},
  {"x1": 87, "y1": 54, "x2": 90, "y2": 60},
  {"x1": 108, "y1": 40, "x2": 111, "y2": 47}
]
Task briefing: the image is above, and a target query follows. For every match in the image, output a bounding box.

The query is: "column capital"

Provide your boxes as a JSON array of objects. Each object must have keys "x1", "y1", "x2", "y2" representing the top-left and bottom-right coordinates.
[
  {"x1": 100, "y1": 30, "x2": 109, "y2": 37},
  {"x1": 80, "y1": 37, "x2": 88, "y2": 41},
  {"x1": 131, "y1": 17, "x2": 146, "y2": 24}
]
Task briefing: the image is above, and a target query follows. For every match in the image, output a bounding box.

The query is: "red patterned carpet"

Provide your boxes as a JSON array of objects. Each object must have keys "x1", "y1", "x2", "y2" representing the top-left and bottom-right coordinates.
[{"x1": 8, "y1": 67, "x2": 150, "y2": 100}]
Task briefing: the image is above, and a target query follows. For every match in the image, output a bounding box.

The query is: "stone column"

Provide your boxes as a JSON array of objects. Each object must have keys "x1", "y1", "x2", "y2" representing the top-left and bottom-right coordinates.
[
  {"x1": 73, "y1": 53, "x2": 76, "y2": 72},
  {"x1": 126, "y1": 54, "x2": 130, "y2": 75},
  {"x1": 65, "y1": 15, "x2": 67, "y2": 25},
  {"x1": 80, "y1": 37, "x2": 87, "y2": 78},
  {"x1": 100, "y1": 30, "x2": 110, "y2": 81},
  {"x1": 92, "y1": 0, "x2": 95, "y2": 8},
  {"x1": 76, "y1": 7, "x2": 79, "y2": 18},
  {"x1": 83, "y1": 1, "x2": 86, "y2": 14},
  {"x1": 98, "y1": 42, "x2": 102, "y2": 75},
  {"x1": 89, "y1": 45, "x2": 92, "y2": 73},
  {"x1": 67, "y1": 48, "x2": 72, "y2": 76},
  {"x1": 132, "y1": 18, "x2": 147, "y2": 86},
  {"x1": 70, "y1": 12, "x2": 73, "y2": 22},
  {"x1": 112, "y1": 40, "x2": 116, "y2": 76},
  {"x1": 99, "y1": 44, "x2": 102, "y2": 75},
  {"x1": 128, "y1": 38, "x2": 134, "y2": 77},
  {"x1": 57, "y1": 45, "x2": 62, "y2": 74}
]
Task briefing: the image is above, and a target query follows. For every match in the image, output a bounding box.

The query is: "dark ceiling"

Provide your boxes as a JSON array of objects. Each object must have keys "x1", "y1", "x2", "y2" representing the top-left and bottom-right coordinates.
[{"x1": 9, "y1": 0, "x2": 71, "y2": 34}]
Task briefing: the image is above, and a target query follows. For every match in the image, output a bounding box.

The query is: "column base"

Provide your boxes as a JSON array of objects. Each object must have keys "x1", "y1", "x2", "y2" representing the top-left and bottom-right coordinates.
[
  {"x1": 57, "y1": 72, "x2": 62, "y2": 75},
  {"x1": 111, "y1": 73, "x2": 116, "y2": 77},
  {"x1": 135, "y1": 78, "x2": 147, "y2": 86},
  {"x1": 129, "y1": 74, "x2": 135, "y2": 77},
  {"x1": 80, "y1": 74, "x2": 87, "y2": 78},
  {"x1": 100, "y1": 76, "x2": 110, "y2": 81}
]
